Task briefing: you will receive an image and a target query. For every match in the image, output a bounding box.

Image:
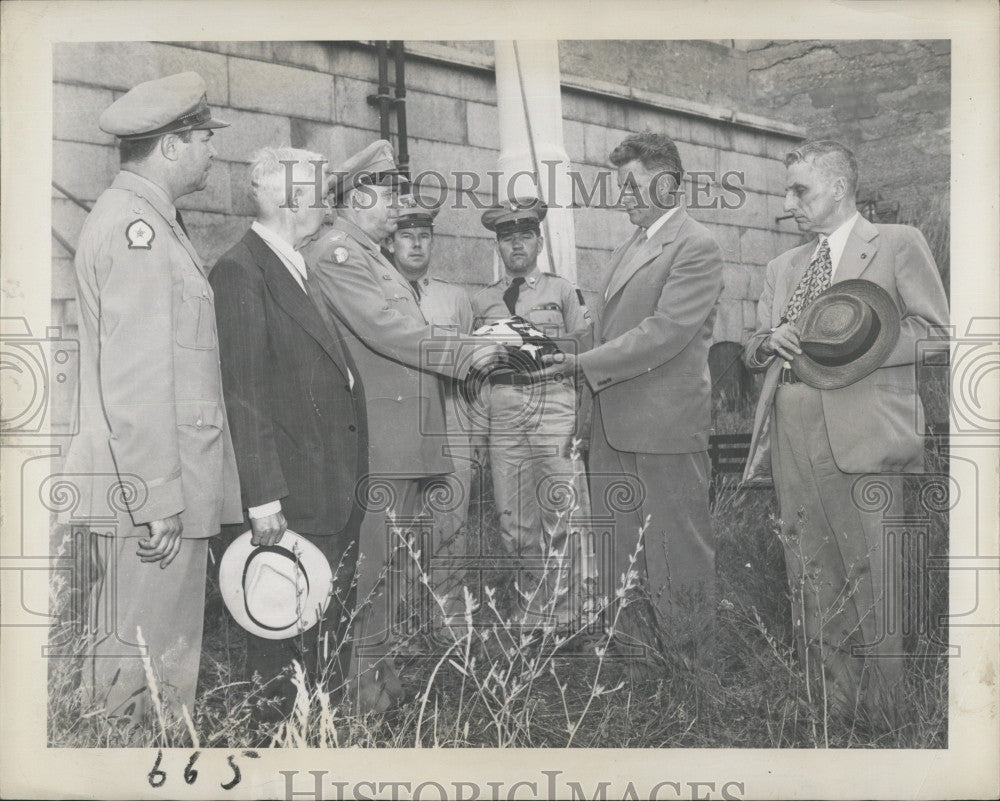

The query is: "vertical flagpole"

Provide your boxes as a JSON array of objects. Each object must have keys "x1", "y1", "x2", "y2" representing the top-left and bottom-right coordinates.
[{"x1": 493, "y1": 41, "x2": 577, "y2": 283}]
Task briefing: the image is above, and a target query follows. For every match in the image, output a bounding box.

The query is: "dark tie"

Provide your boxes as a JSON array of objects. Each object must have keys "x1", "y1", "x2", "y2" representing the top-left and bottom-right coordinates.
[
  {"x1": 409, "y1": 280, "x2": 422, "y2": 300},
  {"x1": 175, "y1": 209, "x2": 189, "y2": 238},
  {"x1": 503, "y1": 277, "x2": 525, "y2": 315},
  {"x1": 782, "y1": 238, "x2": 832, "y2": 323}
]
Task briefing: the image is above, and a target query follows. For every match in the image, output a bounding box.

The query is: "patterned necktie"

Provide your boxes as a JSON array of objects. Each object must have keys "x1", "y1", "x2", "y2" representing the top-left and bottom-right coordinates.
[
  {"x1": 409, "y1": 279, "x2": 422, "y2": 300},
  {"x1": 503, "y1": 277, "x2": 525, "y2": 315},
  {"x1": 782, "y1": 237, "x2": 832, "y2": 323},
  {"x1": 175, "y1": 209, "x2": 189, "y2": 238}
]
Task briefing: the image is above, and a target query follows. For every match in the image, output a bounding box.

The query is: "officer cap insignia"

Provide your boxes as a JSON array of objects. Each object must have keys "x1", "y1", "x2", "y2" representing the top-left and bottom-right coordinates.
[{"x1": 125, "y1": 219, "x2": 155, "y2": 250}]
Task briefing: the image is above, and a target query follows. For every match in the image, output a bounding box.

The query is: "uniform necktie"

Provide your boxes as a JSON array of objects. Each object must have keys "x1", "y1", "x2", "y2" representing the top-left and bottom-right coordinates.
[
  {"x1": 409, "y1": 279, "x2": 422, "y2": 300},
  {"x1": 175, "y1": 209, "x2": 189, "y2": 238},
  {"x1": 782, "y1": 237, "x2": 832, "y2": 323},
  {"x1": 503, "y1": 277, "x2": 525, "y2": 315}
]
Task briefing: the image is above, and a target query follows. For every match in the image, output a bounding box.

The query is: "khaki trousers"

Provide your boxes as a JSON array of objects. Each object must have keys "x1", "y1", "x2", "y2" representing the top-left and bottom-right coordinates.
[
  {"x1": 484, "y1": 380, "x2": 595, "y2": 627},
  {"x1": 350, "y1": 476, "x2": 435, "y2": 667},
  {"x1": 83, "y1": 524, "x2": 208, "y2": 724},
  {"x1": 772, "y1": 382, "x2": 905, "y2": 722}
]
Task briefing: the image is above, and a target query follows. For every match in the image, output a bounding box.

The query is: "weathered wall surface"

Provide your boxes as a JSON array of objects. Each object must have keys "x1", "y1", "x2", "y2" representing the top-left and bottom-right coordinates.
[
  {"x1": 50, "y1": 39, "x2": 950, "y2": 436},
  {"x1": 51, "y1": 40, "x2": 807, "y2": 370},
  {"x1": 743, "y1": 39, "x2": 951, "y2": 220}
]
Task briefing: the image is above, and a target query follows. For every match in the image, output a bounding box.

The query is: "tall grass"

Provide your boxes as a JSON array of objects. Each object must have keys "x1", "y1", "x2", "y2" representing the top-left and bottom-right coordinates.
[{"x1": 48, "y1": 441, "x2": 949, "y2": 748}]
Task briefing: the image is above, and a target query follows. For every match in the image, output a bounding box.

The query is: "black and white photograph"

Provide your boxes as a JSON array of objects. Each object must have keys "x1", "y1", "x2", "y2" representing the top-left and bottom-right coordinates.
[{"x1": 1, "y1": 1, "x2": 997, "y2": 799}]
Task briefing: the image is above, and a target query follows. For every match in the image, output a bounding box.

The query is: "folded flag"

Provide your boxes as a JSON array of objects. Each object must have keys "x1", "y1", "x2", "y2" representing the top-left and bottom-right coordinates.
[{"x1": 471, "y1": 315, "x2": 563, "y2": 373}]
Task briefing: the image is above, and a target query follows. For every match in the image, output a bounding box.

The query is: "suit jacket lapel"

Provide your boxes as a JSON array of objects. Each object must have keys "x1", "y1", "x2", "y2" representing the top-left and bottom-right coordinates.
[
  {"x1": 833, "y1": 214, "x2": 880, "y2": 282},
  {"x1": 600, "y1": 229, "x2": 643, "y2": 303},
  {"x1": 605, "y1": 208, "x2": 687, "y2": 303},
  {"x1": 244, "y1": 230, "x2": 353, "y2": 381}
]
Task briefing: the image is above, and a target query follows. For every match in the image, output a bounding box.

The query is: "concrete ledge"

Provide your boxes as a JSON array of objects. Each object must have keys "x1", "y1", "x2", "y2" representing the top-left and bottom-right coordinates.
[{"x1": 402, "y1": 41, "x2": 807, "y2": 140}]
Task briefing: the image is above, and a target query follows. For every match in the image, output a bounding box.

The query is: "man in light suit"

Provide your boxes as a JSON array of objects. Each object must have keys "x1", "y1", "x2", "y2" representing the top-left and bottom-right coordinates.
[
  {"x1": 301, "y1": 144, "x2": 500, "y2": 712},
  {"x1": 742, "y1": 140, "x2": 948, "y2": 726},
  {"x1": 62, "y1": 73, "x2": 243, "y2": 723},
  {"x1": 211, "y1": 148, "x2": 367, "y2": 720},
  {"x1": 541, "y1": 132, "x2": 724, "y2": 673}
]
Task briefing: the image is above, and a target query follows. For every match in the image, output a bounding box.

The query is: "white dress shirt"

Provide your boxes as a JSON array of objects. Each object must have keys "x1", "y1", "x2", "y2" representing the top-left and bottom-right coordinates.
[
  {"x1": 643, "y1": 204, "x2": 681, "y2": 241},
  {"x1": 251, "y1": 220, "x2": 308, "y2": 291}
]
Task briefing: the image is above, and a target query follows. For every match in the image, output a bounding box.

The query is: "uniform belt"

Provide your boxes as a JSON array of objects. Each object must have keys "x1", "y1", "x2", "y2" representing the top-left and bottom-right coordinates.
[
  {"x1": 489, "y1": 371, "x2": 568, "y2": 387},
  {"x1": 490, "y1": 371, "x2": 539, "y2": 386},
  {"x1": 778, "y1": 366, "x2": 801, "y2": 385}
]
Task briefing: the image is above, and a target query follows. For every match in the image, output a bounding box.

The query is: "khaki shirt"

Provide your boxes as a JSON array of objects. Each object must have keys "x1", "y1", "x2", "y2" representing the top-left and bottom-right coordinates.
[
  {"x1": 414, "y1": 275, "x2": 475, "y2": 334},
  {"x1": 472, "y1": 268, "x2": 591, "y2": 341},
  {"x1": 62, "y1": 170, "x2": 242, "y2": 536}
]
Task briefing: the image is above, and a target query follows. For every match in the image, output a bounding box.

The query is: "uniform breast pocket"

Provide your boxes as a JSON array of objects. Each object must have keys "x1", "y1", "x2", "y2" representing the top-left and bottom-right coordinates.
[
  {"x1": 176, "y1": 272, "x2": 217, "y2": 350},
  {"x1": 526, "y1": 304, "x2": 563, "y2": 336}
]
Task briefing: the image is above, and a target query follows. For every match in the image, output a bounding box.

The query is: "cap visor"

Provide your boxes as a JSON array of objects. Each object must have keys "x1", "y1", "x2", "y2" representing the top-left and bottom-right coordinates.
[{"x1": 193, "y1": 116, "x2": 229, "y2": 130}]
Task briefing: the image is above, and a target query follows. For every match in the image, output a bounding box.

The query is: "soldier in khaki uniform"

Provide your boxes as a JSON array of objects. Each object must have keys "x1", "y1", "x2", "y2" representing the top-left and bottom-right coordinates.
[
  {"x1": 472, "y1": 200, "x2": 595, "y2": 631},
  {"x1": 62, "y1": 73, "x2": 243, "y2": 723},
  {"x1": 301, "y1": 145, "x2": 501, "y2": 712},
  {"x1": 387, "y1": 194, "x2": 476, "y2": 627}
]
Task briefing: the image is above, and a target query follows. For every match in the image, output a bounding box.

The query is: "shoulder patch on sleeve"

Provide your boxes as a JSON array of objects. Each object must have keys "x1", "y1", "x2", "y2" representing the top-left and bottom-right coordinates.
[
  {"x1": 125, "y1": 218, "x2": 155, "y2": 250},
  {"x1": 332, "y1": 246, "x2": 350, "y2": 264}
]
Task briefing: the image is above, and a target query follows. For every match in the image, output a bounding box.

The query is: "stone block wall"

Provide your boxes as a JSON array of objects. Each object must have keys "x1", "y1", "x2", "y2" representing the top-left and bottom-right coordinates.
[
  {"x1": 52, "y1": 40, "x2": 808, "y2": 362},
  {"x1": 742, "y1": 40, "x2": 951, "y2": 220}
]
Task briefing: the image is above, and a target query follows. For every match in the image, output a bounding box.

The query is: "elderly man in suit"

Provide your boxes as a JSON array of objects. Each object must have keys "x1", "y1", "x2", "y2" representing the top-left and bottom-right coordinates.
[
  {"x1": 62, "y1": 72, "x2": 243, "y2": 724},
  {"x1": 210, "y1": 147, "x2": 367, "y2": 720},
  {"x1": 742, "y1": 140, "x2": 949, "y2": 726},
  {"x1": 541, "y1": 132, "x2": 724, "y2": 674},
  {"x1": 301, "y1": 144, "x2": 501, "y2": 712}
]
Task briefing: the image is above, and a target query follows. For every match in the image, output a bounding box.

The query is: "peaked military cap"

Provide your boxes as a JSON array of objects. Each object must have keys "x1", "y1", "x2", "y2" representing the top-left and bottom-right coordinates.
[
  {"x1": 395, "y1": 189, "x2": 442, "y2": 230},
  {"x1": 99, "y1": 72, "x2": 229, "y2": 140},
  {"x1": 481, "y1": 197, "x2": 548, "y2": 235},
  {"x1": 329, "y1": 139, "x2": 407, "y2": 202}
]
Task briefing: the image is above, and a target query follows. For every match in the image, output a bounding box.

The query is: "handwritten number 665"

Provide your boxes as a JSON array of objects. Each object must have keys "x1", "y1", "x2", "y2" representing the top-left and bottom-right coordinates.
[{"x1": 147, "y1": 749, "x2": 260, "y2": 789}]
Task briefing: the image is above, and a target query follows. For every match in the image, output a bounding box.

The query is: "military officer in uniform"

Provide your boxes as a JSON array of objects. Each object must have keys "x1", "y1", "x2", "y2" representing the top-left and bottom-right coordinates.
[
  {"x1": 62, "y1": 72, "x2": 243, "y2": 724},
  {"x1": 472, "y1": 199, "x2": 595, "y2": 632},
  {"x1": 301, "y1": 145, "x2": 500, "y2": 712},
  {"x1": 386, "y1": 193, "x2": 477, "y2": 629}
]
